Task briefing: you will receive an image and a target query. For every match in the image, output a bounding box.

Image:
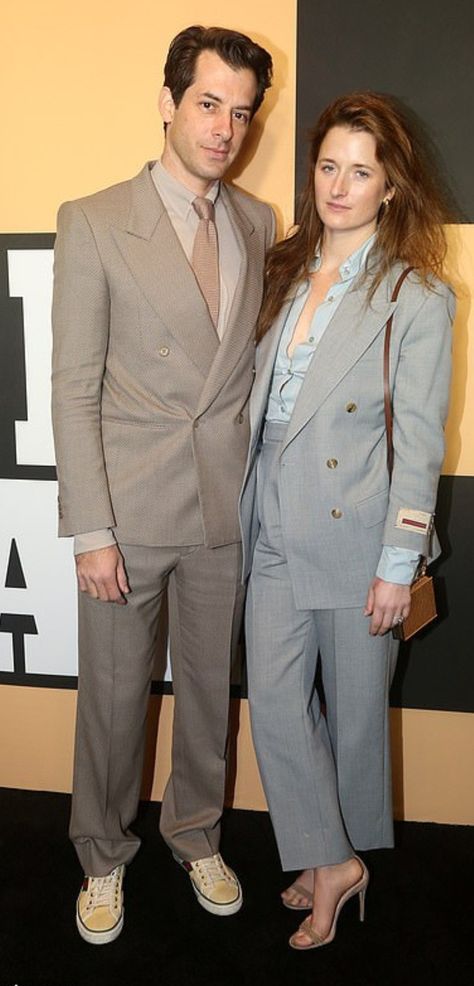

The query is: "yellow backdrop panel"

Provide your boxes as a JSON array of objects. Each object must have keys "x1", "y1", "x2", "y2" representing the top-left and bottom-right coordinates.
[
  {"x1": 444, "y1": 225, "x2": 474, "y2": 476},
  {"x1": 1, "y1": 688, "x2": 473, "y2": 826},
  {"x1": 1, "y1": 0, "x2": 296, "y2": 233}
]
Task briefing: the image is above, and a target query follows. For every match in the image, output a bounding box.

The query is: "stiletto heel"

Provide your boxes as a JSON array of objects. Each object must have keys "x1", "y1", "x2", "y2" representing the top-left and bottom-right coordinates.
[
  {"x1": 358, "y1": 883, "x2": 367, "y2": 922},
  {"x1": 289, "y1": 855, "x2": 369, "y2": 950}
]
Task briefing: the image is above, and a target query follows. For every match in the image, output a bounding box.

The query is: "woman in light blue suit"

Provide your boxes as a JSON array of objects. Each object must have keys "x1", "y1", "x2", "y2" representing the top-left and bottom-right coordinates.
[{"x1": 239, "y1": 92, "x2": 454, "y2": 949}]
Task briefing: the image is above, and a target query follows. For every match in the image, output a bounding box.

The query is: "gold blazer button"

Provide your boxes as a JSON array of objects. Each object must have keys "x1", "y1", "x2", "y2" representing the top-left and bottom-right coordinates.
[
  {"x1": 159, "y1": 346, "x2": 170, "y2": 357},
  {"x1": 345, "y1": 402, "x2": 357, "y2": 413},
  {"x1": 331, "y1": 507, "x2": 342, "y2": 519},
  {"x1": 326, "y1": 458, "x2": 338, "y2": 469}
]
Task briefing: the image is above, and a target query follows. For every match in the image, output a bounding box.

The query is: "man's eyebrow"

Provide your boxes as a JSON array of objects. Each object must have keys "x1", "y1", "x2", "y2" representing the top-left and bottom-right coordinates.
[
  {"x1": 200, "y1": 90, "x2": 253, "y2": 111},
  {"x1": 200, "y1": 90, "x2": 222, "y2": 102}
]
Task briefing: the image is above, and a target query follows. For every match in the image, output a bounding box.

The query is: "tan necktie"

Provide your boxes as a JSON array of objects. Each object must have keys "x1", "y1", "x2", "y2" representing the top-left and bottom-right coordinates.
[{"x1": 191, "y1": 197, "x2": 220, "y2": 330}]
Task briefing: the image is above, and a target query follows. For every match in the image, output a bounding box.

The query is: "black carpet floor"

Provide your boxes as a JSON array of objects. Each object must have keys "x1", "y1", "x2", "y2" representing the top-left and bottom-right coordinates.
[{"x1": 0, "y1": 788, "x2": 472, "y2": 986}]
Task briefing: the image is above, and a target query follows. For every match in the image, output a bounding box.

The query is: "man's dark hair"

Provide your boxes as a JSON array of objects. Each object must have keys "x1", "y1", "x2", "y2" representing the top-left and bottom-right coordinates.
[{"x1": 164, "y1": 25, "x2": 273, "y2": 116}]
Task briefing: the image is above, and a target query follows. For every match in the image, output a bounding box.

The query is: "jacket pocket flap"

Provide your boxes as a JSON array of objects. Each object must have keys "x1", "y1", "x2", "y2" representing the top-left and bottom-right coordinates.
[{"x1": 355, "y1": 488, "x2": 389, "y2": 528}]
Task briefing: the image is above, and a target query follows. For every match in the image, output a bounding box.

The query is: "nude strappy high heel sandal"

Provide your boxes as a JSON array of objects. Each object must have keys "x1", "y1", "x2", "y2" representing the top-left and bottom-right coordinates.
[{"x1": 289, "y1": 855, "x2": 369, "y2": 950}]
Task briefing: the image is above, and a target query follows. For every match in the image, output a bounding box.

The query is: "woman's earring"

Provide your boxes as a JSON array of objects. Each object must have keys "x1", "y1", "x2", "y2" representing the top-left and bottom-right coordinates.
[{"x1": 382, "y1": 196, "x2": 391, "y2": 207}]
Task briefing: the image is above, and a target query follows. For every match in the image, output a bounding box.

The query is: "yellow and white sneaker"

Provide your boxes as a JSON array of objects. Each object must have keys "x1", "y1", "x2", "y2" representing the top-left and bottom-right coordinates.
[
  {"x1": 177, "y1": 852, "x2": 242, "y2": 916},
  {"x1": 76, "y1": 864, "x2": 125, "y2": 944}
]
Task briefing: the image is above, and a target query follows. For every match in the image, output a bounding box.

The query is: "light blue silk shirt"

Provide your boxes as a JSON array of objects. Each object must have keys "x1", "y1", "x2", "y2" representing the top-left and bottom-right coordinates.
[{"x1": 265, "y1": 235, "x2": 419, "y2": 585}]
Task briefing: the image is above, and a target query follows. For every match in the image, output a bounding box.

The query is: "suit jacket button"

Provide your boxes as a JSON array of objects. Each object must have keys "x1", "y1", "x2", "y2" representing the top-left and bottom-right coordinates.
[
  {"x1": 193, "y1": 421, "x2": 199, "y2": 429},
  {"x1": 331, "y1": 507, "x2": 342, "y2": 519},
  {"x1": 159, "y1": 346, "x2": 170, "y2": 357},
  {"x1": 326, "y1": 458, "x2": 338, "y2": 469},
  {"x1": 345, "y1": 402, "x2": 357, "y2": 413}
]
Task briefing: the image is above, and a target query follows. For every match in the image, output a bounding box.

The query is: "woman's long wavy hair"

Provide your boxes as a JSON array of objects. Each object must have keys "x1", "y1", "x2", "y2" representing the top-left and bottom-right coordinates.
[{"x1": 257, "y1": 91, "x2": 450, "y2": 341}]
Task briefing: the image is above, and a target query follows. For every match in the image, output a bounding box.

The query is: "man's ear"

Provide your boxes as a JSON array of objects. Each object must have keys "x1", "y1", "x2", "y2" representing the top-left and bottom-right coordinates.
[{"x1": 158, "y1": 86, "x2": 175, "y2": 126}]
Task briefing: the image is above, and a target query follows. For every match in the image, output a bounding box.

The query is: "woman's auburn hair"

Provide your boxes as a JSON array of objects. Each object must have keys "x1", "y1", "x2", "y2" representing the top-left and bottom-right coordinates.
[{"x1": 257, "y1": 90, "x2": 450, "y2": 341}]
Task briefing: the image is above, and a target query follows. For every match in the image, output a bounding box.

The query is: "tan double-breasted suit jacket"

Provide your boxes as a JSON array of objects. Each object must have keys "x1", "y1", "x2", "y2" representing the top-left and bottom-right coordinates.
[{"x1": 52, "y1": 162, "x2": 275, "y2": 547}]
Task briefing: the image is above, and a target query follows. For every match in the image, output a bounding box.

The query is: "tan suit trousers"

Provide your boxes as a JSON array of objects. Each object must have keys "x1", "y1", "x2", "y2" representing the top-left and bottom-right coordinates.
[{"x1": 69, "y1": 540, "x2": 244, "y2": 876}]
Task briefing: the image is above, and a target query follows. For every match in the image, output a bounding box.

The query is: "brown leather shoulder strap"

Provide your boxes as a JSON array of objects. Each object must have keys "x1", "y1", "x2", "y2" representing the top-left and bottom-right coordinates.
[{"x1": 384, "y1": 267, "x2": 414, "y2": 479}]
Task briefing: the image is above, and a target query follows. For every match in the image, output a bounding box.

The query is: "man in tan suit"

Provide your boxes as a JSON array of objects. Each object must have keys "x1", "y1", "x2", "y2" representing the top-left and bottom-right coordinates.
[{"x1": 51, "y1": 25, "x2": 274, "y2": 944}]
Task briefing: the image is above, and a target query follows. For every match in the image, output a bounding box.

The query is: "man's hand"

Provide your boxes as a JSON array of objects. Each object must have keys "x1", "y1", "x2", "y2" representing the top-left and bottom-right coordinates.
[
  {"x1": 75, "y1": 545, "x2": 130, "y2": 604},
  {"x1": 364, "y1": 577, "x2": 411, "y2": 636}
]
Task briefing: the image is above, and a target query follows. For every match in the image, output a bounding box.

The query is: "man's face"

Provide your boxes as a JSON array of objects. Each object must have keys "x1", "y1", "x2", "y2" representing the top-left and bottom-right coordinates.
[{"x1": 159, "y1": 49, "x2": 258, "y2": 195}]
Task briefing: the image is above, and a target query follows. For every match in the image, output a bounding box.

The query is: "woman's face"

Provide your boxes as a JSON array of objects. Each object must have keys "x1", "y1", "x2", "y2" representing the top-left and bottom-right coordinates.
[{"x1": 314, "y1": 125, "x2": 393, "y2": 238}]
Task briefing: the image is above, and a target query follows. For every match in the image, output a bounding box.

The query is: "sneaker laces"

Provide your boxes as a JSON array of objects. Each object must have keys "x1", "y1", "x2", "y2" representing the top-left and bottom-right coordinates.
[
  {"x1": 85, "y1": 868, "x2": 121, "y2": 910},
  {"x1": 193, "y1": 854, "x2": 230, "y2": 888}
]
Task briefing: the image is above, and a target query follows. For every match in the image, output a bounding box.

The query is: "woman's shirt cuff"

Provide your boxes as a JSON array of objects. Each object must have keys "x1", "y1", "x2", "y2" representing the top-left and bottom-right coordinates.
[{"x1": 376, "y1": 546, "x2": 421, "y2": 584}]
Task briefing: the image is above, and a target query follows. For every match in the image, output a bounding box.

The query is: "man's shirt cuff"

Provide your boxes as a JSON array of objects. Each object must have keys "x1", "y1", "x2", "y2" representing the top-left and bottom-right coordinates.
[{"x1": 74, "y1": 529, "x2": 116, "y2": 556}]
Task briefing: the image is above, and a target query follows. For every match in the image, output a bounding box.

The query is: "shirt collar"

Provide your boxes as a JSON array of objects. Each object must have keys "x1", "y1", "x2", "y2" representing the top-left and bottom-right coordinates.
[
  {"x1": 151, "y1": 160, "x2": 220, "y2": 220},
  {"x1": 311, "y1": 232, "x2": 377, "y2": 282}
]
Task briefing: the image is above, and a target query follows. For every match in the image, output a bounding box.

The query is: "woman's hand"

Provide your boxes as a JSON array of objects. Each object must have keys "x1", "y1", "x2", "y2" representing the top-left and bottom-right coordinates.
[{"x1": 364, "y1": 577, "x2": 411, "y2": 636}]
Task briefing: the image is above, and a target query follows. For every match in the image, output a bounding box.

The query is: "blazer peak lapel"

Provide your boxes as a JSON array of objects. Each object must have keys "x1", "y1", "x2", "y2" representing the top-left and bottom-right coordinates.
[
  {"x1": 283, "y1": 289, "x2": 397, "y2": 451},
  {"x1": 112, "y1": 166, "x2": 219, "y2": 378},
  {"x1": 249, "y1": 300, "x2": 293, "y2": 441}
]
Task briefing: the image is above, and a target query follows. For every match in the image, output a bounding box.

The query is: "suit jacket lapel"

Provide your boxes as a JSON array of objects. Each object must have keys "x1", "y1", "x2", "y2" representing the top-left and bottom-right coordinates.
[
  {"x1": 248, "y1": 300, "x2": 292, "y2": 445},
  {"x1": 282, "y1": 286, "x2": 396, "y2": 451},
  {"x1": 112, "y1": 164, "x2": 219, "y2": 380},
  {"x1": 196, "y1": 184, "x2": 265, "y2": 415}
]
